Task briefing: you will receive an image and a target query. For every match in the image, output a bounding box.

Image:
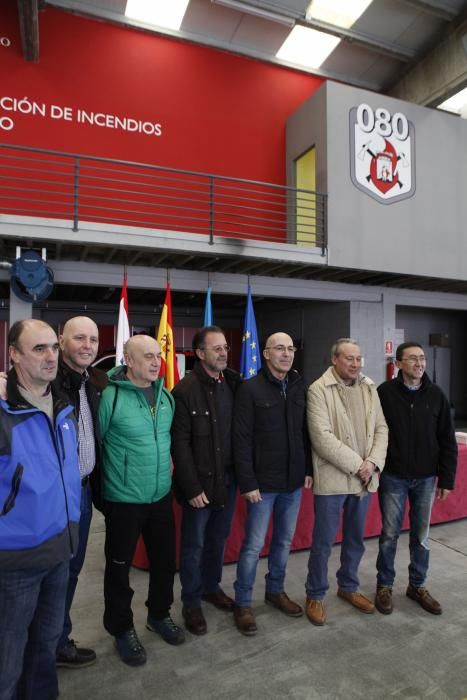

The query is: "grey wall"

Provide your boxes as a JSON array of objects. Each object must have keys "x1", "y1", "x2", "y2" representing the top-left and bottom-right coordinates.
[
  {"x1": 396, "y1": 306, "x2": 467, "y2": 418},
  {"x1": 286, "y1": 81, "x2": 467, "y2": 280},
  {"x1": 257, "y1": 299, "x2": 351, "y2": 387},
  {"x1": 350, "y1": 300, "x2": 385, "y2": 386},
  {"x1": 303, "y1": 301, "x2": 350, "y2": 385}
]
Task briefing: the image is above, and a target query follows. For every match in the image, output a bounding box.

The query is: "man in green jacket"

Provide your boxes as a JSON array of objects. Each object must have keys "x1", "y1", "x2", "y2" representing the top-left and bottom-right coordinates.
[{"x1": 99, "y1": 335, "x2": 184, "y2": 666}]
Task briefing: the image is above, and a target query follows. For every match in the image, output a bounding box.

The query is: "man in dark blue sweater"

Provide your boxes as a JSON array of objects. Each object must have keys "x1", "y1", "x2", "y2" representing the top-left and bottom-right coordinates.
[{"x1": 376, "y1": 342, "x2": 457, "y2": 616}]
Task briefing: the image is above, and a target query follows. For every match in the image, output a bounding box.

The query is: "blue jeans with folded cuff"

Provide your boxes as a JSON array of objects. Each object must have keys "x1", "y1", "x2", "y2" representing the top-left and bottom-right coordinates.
[
  {"x1": 57, "y1": 479, "x2": 93, "y2": 653},
  {"x1": 180, "y1": 479, "x2": 237, "y2": 608},
  {"x1": 234, "y1": 488, "x2": 302, "y2": 608},
  {"x1": 0, "y1": 560, "x2": 69, "y2": 700},
  {"x1": 376, "y1": 472, "x2": 436, "y2": 588},
  {"x1": 305, "y1": 493, "x2": 371, "y2": 600}
]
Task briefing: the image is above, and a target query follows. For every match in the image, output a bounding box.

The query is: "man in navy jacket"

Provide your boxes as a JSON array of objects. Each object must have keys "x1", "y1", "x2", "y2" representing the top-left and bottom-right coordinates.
[
  {"x1": 376, "y1": 342, "x2": 457, "y2": 616},
  {"x1": 232, "y1": 332, "x2": 312, "y2": 635},
  {"x1": 0, "y1": 319, "x2": 80, "y2": 700}
]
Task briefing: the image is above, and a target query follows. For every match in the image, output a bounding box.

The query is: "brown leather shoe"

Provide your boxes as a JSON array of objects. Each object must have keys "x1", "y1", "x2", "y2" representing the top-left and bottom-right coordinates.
[
  {"x1": 305, "y1": 598, "x2": 325, "y2": 626},
  {"x1": 375, "y1": 586, "x2": 393, "y2": 615},
  {"x1": 233, "y1": 606, "x2": 257, "y2": 636},
  {"x1": 182, "y1": 607, "x2": 207, "y2": 635},
  {"x1": 406, "y1": 585, "x2": 442, "y2": 615},
  {"x1": 337, "y1": 589, "x2": 375, "y2": 613},
  {"x1": 265, "y1": 591, "x2": 303, "y2": 617},
  {"x1": 202, "y1": 589, "x2": 235, "y2": 612}
]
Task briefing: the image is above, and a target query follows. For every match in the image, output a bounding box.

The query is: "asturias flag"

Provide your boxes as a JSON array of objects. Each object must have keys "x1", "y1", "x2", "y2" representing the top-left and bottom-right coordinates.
[
  {"x1": 203, "y1": 287, "x2": 213, "y2": 326},
  {"x1": 115, "y1": 274, "x2": 130, "y2": 366},
  {"x1": 240, "y1": 286, "x2": 261, "y2": 380},
  {"x1": 157, "y1": 281, "x2": 180, "y2": 390}
]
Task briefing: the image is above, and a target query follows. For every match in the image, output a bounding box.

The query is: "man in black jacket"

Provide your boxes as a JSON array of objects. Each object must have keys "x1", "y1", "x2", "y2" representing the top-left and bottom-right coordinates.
[
  {"x1": 55, "y1": 316, "x2": 108, "y2": 667},
  {"x1": 171, "y1": 326, "x2": 242, "y2": 636},
  {"x1": 376, "y1": 342, "x2": 457, "y2": 616},
  {"x1": 232, "y1": 332, "x2": 312, "y2": 635}
]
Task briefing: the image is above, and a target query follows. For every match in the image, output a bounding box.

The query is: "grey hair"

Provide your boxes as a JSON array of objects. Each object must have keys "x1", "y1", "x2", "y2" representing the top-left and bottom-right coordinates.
[{"x1": 331, "y1": 337, "x2": 359, "y2": 359}]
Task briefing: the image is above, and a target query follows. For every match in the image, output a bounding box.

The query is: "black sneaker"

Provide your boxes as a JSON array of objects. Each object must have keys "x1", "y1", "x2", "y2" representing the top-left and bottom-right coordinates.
[
  {"x1": 115, "y1": 628, "x2": 147, "y2": 666},
  {"x1": 56, "y1": 640, "x2": 97, "y2": 668},
  {"x1": 146, "y1": 614, "x2": 185, "y2": 645}
]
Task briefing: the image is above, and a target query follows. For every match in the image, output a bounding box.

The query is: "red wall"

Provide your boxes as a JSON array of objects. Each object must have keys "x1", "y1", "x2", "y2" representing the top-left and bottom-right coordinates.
[{"x1": 0, "y1": 1, "x2": 322, "y2": 183}]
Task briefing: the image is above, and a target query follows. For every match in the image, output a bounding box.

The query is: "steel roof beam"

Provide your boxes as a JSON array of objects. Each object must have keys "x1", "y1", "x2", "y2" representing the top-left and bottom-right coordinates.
[
  {"x1": 295, "y1": 16, "x2": 415, "y2": 62},
  {"x1": 397, "y1": 0, "x2": 458, "y2": 22},
  {"x1": 17, "y1": 0, "x2": 40, "y2": 62}
]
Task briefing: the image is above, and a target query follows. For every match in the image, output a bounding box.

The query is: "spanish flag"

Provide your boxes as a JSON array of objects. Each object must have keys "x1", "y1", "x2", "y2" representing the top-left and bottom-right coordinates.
[{"x1": 157, "y1": 281, "x2": 179, "y2": 390}]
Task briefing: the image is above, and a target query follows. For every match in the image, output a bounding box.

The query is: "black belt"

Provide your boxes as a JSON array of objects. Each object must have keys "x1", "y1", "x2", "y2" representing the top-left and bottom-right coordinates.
[{"x1": 81, "y1": 475, "x2": 90, "y2": 486}]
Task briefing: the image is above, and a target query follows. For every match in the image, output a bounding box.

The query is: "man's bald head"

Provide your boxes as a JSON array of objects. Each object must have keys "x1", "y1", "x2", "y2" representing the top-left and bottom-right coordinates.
[
  {"x1": 263, "y1": 331, "x2": 295, "y2": 380},
  {"x1": 60, "y1": 316, "x2": 99, "y2": 373},
  {"x1": 124, "y1": 335, "x2": 162, "y2": 387}
]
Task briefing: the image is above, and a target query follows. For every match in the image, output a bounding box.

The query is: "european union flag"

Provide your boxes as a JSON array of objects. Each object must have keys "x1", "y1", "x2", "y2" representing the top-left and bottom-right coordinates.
[
  {"x1": 240, "y1": 286, "x2": 261, "y2": 380},
  {"x1": 203, "y1": 287, "x2": 213, "y2": 326}
]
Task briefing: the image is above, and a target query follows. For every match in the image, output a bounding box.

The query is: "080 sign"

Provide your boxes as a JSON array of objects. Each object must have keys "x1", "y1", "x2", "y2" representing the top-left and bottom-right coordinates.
[
  {"x1": 350, "y1": 101, "x2": 415, "y2": 204},
  {"x1": 356, "y1": 103, "x2": 409, "y2": 141}
]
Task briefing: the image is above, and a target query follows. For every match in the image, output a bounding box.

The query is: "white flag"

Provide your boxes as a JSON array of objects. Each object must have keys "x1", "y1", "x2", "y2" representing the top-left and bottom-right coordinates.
[{"x1": 115, "y1": 275, "x2": 130, "y2": 366}]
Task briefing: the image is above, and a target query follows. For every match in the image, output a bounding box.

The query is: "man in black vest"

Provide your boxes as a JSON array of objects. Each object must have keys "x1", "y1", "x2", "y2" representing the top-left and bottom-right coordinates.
[{"x1": 55, "y1": 316, "x2": 107, "y2": 668}]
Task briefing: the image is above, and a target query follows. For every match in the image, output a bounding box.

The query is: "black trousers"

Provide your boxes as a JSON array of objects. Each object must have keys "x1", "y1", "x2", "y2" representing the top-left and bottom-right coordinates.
[{"x1": 103, "y1": 493, "x2": 176, "y2": 637}]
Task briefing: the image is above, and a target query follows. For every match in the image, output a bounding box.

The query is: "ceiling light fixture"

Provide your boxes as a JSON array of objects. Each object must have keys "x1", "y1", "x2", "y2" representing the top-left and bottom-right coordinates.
[
  {"x1": 306, "y1": 0, "x2": 373, "y2": 29},
  {"x1": 125, "y1": 0, "x2": 190, "y2": 31},
  {"x1": 276, "y1": 25, "x2": 340, "y2": 69},
  {"x1": 211, "y1": 0, "x2": 295, "y2": 28},
  {"x1": 437, "y1": 87, "x2": 467, "y2": 116}
]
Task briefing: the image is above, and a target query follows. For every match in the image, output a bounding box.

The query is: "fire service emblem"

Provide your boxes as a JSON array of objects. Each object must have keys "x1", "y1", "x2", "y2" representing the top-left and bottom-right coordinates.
[{"x1": 349, "y1": 103, "x2": 415, "y2": 204}]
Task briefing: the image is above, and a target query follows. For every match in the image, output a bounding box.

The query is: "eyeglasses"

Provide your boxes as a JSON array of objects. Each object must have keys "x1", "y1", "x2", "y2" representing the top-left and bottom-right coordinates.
[
  {"x1": 203, "y1": 345, "x2": 230, "y2": 353},
  {"x1": 265, "y1": 345, "x2": 297, "y2": 354},
  {"x1": 401, "y1": 355, "x2": 426, "y2": 364}
]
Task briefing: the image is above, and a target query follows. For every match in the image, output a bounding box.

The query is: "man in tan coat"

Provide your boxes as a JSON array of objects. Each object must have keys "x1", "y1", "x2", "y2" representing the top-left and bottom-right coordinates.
[{"x1": 305, "y1": 338, "x2": 388, "y2": 626}]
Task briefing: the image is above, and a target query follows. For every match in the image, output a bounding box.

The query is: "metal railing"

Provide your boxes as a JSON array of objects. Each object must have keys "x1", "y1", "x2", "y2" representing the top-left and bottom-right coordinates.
[{"x1": 0, "y1": 143, "x2": 327, "y2": 253}]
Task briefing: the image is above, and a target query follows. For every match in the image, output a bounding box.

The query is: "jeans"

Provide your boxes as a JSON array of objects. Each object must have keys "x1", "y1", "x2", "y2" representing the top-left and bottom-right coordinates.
[
  {"x1": 305, "y1": 493, "x2": 371, "y2": 600},
  {"x1": 180, "y1": 480, "x2": 237, "y2": 608},
  {"x1": 376, "y1": 472, "x2": 436, "y2": 588},
  {"x1": 57, "y1": 480, "x2": 93, "y2": 652},
  {"x1": 234, "y1": 488, "x2": 302, "y2": 608},
  {"x1": 103, "y1": 493, "x2": 176, "y2": 637},
  {"x1": 0, "y1": 560, "x2": 69, "y2": 700}
]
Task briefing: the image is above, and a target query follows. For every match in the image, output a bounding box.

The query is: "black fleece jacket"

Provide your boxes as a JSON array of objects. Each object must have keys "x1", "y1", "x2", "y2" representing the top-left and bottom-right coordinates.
[
  {"x1": 233, "y1": 366, "x2": 311, "y2": 494},
  {"x1": 171, "y1": 363, "x2": 242, "y2": 509},
  {"x1": 377, "y1": 372, "x2": 457, "y2": 490}
]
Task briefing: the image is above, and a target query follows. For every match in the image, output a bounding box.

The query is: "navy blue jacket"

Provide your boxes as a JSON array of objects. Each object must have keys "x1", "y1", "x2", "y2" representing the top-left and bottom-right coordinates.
[
  {"x1": 233, "y1": 366, "x2": 311, "y2": 494},
  {"x1": 0, "y1": 371, "x2": 81, "y2": 570},
  {"x1": 377, "y1": 372, "x2": 457, "y2": 490}
]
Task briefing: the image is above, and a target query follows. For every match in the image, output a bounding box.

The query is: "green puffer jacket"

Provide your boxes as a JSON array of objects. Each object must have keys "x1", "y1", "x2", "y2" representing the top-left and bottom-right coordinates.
[{"x1": 99, "y1": 366, "x2": 174, "y2": 503}]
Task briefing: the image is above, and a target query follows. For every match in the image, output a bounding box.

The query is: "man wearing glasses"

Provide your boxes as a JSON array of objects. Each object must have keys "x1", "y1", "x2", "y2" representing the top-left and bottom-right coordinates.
[
  {"x1": 232, "y1": 332, "x2": 312, "y2": 635},
  {"x1": 375, "y1": 342, "x2": 457, "y2": 615},
  {"x1": 305, "y1": 338, "x2": 388, "y2": 626},
  {"x1": 171, "y1": 326, "x2": 242, "y2": 636}
]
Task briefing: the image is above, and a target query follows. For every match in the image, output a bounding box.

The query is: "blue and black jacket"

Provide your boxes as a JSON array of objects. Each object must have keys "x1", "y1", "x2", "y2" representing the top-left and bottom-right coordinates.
[{"x1": 0, "y1": 370, "x2": 81, "y2": 570}]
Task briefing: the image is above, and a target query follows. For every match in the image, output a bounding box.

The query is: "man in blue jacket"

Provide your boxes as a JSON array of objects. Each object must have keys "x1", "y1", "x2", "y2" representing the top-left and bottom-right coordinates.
[
  {"x1": 376, "y1": 342, "x2": 457, "y2": 615},
  {"x1": 0, "y1": 319, "x2": 81, "y2": 700},
  {"x1": 232, "y1": 332, "x2": 312, "y2": 635}
]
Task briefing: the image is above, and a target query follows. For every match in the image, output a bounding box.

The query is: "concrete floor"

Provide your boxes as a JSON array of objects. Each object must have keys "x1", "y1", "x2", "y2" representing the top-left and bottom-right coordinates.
[{"x1": 58, "y1": 514, "x2": 467, "y2": 700}]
